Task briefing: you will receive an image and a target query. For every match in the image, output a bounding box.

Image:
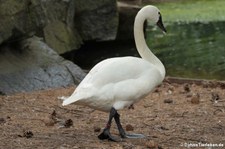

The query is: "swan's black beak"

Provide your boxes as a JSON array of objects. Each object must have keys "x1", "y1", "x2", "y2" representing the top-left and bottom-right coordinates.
[{"x1": 157, "y1": 13, "x2": 167, "y2": 34}]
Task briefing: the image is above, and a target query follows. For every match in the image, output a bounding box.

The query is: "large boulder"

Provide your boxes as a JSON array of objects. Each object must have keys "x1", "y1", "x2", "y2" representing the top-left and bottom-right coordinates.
[
  {"x1": 0, "y1": 36, "x2": 85, "y2": 94},
  {"x1": 74, "y1": 0, "x2": 118, "y2": 41},
  {"x1": 0, "y1": 0, "x2": 82, "y2": 54},
  {"x1": 0, "y1": 0, "x2": 118, "y2": 94},
  {"x1": 0, "y1": 0, "x2": 118, "y2": 54}
]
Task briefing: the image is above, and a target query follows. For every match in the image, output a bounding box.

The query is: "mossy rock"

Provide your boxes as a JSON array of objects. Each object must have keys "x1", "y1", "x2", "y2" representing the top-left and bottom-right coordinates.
[{"x1": 44, "y1": 21, "x2": 82, "y2": 54}]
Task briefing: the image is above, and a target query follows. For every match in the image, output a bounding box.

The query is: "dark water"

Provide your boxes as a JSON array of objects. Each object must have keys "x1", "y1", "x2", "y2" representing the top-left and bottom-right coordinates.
[
  {"x1": 63, "y1": 21, "x2": 225, "y2": 80},
  {"x1": 147, "y1": 21, "x2": 225, "y2": 80}
]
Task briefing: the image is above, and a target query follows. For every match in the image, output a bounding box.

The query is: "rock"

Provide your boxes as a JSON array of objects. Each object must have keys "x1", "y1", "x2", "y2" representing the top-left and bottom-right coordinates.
[
  {"x1": 63, "y1": 119, "x2": 73, "y2": 128},
  {"x1": 44, "y1": 118, "x2": 56, "y2": 127},
  {"x1": 211, "y1": 93, "x2": 220, "y2": 103},
  {"x1": 145, "y1": 140, "x2": 159, "y2": 149},
  {"x1": 0, "y1": 36, "x2": 86, "y2": 94},
  {"x1": 43, "y1": 20, "x2": 82, "y2": 54},
  {"x1": 94, "y1": 126, "x2": 101, "y2": 132},
  {"x1": 0, "y1": 0, "x2": 82, "y2": 53},
  {"x1": 126, "y1": 124, "x2": 134, "y2": 131},
  {"x1": 183, "y1": 83, "x2": 191, "y2": 92},
  {"x1": 0, "y1": 0, "x2": 118, "y2": 53},
  {"x1": 0, "y1": 118, "x2": 6, "y2": 124},
  {"x1": 74, "y1": 0, "x2": 118, "y2": 41},
  {"x1": 0, "y1": 0, "x2": 119, "y2": 94},
  {"x1": 164, "y1": 99, "x2": 173, "y2": 104},
  {"x1": 186, "y1": 93, "x2": 192, "y2": 98},
  {"x1": 191, "y1": 93, "x2": 200, "y2": 104}
]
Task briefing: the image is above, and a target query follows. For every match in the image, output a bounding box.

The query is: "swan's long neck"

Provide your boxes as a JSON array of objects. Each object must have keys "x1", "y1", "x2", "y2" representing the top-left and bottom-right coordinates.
[{"x1": 134, "y1": 8, "x2": 165, "y2": 79}]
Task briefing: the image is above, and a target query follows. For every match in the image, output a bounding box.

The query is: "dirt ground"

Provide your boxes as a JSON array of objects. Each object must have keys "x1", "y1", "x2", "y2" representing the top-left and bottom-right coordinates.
[{"x1": 0, "y1": 77, "x2": 225, "y2": 149}]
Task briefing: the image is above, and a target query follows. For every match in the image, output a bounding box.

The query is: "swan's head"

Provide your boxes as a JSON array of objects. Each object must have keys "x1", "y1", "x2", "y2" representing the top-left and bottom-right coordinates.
[{"x1": 141, "y1": 5, "x2": 167, "y2": 33}]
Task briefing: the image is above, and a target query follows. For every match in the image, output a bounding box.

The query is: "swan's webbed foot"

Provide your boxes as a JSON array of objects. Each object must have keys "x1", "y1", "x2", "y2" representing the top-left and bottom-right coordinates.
[
  {"x1": 124, "y1": 133, "x2": 145, "y2": 139},
  {"x1": 98, "y1": 128, "x2": 121, "y2": 142},
  {"x1": 118, "y1": 127, "x2": 145, "y2": 139},
  {"x1": 115, "y1": 111, "x2": 145, "y2": 139}
]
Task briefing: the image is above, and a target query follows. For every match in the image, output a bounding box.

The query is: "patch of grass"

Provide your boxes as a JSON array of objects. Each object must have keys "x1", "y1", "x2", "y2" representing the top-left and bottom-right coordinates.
[{"x1": 152, "y1": 0, "x2": 225, "y2": 22}]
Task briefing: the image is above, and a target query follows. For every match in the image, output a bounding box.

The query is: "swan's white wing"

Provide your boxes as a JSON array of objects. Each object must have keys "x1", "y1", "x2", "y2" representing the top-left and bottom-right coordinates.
[{"x1": 62, "y1": 56, "x2": 163, "y2": 111}]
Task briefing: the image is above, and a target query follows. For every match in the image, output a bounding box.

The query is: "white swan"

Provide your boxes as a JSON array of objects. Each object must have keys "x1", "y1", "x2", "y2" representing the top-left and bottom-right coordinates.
[{"x1": 62, "y1": 5, "x2": 166, "y2": 141}]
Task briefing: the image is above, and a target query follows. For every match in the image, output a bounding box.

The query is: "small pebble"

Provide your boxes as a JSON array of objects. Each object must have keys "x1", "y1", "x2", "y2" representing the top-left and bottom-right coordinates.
[
  {"x1": 126, "y1": 124, "x2": 134, "y2": 131},
  {"x1": 64, "y1": 119, "x2": 73, "y2": 128},
  {"x1": 145, "y1": 140, "x2": 158, "y2": 149},
  {"x1": 191, "y1": 93, "x2": 200, "y2": 104},
  {"x1": 167, "y1": 89, "x2": 173, "y2": 94},
  {"x1": 211, "y1": 93, "x2": 220, "y2": 102},
  {"x1": 164, "y1": 99, "x2": 173, "y2": 104},
  {"x1": 0, "y1": 118, "x2": 6, "y2": 124},
  {"x1": 186, "y1": 93, "x2": 192, "y2": 98},
  {"x1": 45, "y1": 118, "x2": 56, "y2": 126},
  {"x1": 94, "y1": 126, "x2": 101, "y2": 132},
  {"x1": 184, "y1": 84, "x2": 190, "y2": 92}
]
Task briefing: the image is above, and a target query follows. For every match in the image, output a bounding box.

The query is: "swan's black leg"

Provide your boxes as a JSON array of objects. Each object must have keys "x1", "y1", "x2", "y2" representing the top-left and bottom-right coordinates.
[
  {"x1": 114, "y1": 112, "x2": 126, "y2": 138},
  {"x1": 98, "y1": 107, "x2": 145, "y2": 141},
  {"x1": 114, "y1": 111, "x2": 145, "y2": 139},
  {"x1": 98, "y1": 107, "x2": 120, "y2": 142}
]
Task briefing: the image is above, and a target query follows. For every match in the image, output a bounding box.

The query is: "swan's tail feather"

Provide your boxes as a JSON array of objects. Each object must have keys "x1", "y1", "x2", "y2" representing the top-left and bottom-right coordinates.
[
  {"x1": 62, "y1": 94, "x2": 80, "y2": 106},
  {"x1": 62, "y1": 99, "x2": 75, "y2": 106},
  {"x1": 62, "y1": 92, "x2": 88, "y2": 106}
]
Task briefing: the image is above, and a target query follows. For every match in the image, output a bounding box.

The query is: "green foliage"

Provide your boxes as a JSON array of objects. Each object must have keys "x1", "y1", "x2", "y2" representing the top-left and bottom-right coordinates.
[
  {"x1": 147, "y1": 21, "x2": 225, "y2": 80},
  {"x1": 153, "y1": 0, "x2": 225, "y2": 23}
]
